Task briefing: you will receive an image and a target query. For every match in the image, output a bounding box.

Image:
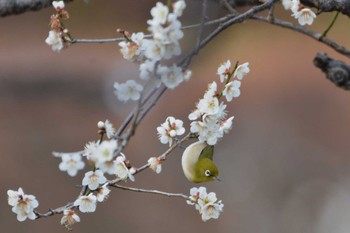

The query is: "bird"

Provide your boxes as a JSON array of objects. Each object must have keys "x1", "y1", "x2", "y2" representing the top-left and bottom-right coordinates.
[{"x1": 181, "y1": 141, "x2": 220, "y2": 183}]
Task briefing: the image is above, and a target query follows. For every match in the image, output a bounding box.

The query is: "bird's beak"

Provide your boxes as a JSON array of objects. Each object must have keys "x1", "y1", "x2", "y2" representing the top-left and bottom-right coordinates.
[{"x1": 215, "y1": 176, "x2": 221, "y2": 181}]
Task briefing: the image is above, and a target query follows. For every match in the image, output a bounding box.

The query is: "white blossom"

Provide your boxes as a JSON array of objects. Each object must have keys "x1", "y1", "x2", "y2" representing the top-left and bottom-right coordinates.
[
  {"x1": 282, "y1": 0, "x2": 300, "y2": 12},
  {"x1": 158, "y1": 64, "x2": 184, "y2": 89},
  {"x1": 114, "y1": 155, "x2": 135, "y2": 181},
  {"x1": 217, "y1": 60, "x2": 231, "y2": 83},
  {"x1": 74, "y1": 194, "x2": 97, "y2": 213},
  {"x1": 293, "y1": 8, "x2": 317, "y2": 25},
  {"x1": 114, "y1": 80, "x2": 143, "y2": 102},
  {"x1": 96, "y1": 160, "x2": 117, "y2": 175},
  {"x1": 7, "y1": 187, "x2": 24, "y2": 207},
  {"x1": 157, "y1": 116, "x2": 185, "y2": 146},
  {"x1": 197, "y1": 95, "x2": 220, "y2": 116},
  {"x1": 219, "y1": 116, "x2": 234, "y2": 134},
  {"x1": 8, "y1": 188, "x2": 39, "y2": 222},
  {"x1": 140, "y1": 60, "x2": 156, "y2": 80},
  {"x1": 187, "y1": 187, "x2": 224, "y2": 222},
  {"x1": 45, "y1": 30, "x2": 64, "y2": 52},
  {"x1": 82, "y1": 170, "x2": 107, "y2": 191},
  {"x1": 200, "y1": 200, "x2": 224, "y2": 221},
  {"x1": 143, "y1": 39, "x2": 165, "y2": 61},
  {"x1": 187, "y1": 187, "x2": 208, "y2": 210},
  {"x1": 61, "y1": 210, "x2": 80, "y2": 229},
  {"x1": 119, "y1": 32, "x2": 145, "y2": 62},
  {"x1": 148, "y1": 2, "x2": 169, "y2": 26},
  {"x1": 148, "y1": 157, "x2": 162, "y2": 174},
  {"x1": 188, "y1": 109, "x2": 201, "y2": 121},
  {"x1": 104, "y1": 120, "x2": 116, "y2": 139},
  {"x1": 223, "y1": 80, "x2": 241, "y2": 102},
  {"x1": 234, "y1": 62, "x2": 250, "y2": 80},
  {"x1": 96, "y1": 183, "x2": 111, "y2": 202},
  {"x1": 83, "y1": 141, "x2": 99, "y2": 160},
  {"x1": 173, "y1": 0, "x2": 186, "y2": 17},
  {"x1": 94, "y1": 140, "x2": 118, "y2": 165},
  {"x1": 52, "y1": 1, "x2": 65, "y2": 10},
  {"x1": 59, "y1": 153, "x2": 85, "y2": 177}
]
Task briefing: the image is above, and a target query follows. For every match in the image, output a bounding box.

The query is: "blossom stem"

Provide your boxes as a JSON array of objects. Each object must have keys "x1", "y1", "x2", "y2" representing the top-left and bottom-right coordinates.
[{"x1": 320, "y1": 11, "x2": 340, "y2": 38}]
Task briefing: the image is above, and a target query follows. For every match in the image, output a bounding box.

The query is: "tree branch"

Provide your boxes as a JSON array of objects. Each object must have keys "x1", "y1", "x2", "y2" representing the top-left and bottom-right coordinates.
[
  {"x1": 110, "y1": 184, "x2": 189, "y2": 199},
  {"x1": 0, "y1": 0, "x2": 73, "y2": 17},
  {"x1": 314, "y1": 53, "x2": 350, "y2": 90},
  {"x1": 301, "y1": 0, "x2": 350, "y2": 16}
]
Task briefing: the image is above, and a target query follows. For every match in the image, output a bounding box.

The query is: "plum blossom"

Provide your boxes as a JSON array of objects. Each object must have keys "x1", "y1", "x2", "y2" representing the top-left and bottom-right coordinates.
[
  {"x1": 7, "y1": 188, "x2": 39, "y2": 222},
  {"x1": 59, "y1": 153, "x2": 85, "y2": 177},
  {"x1": 82, "y1": 170, "x2": 107, "y2": 191},
  {"x1": 293, "y1": 8, "x2": 317, "y2": 25},
  {"x1": 74, "y1": 193, "x2": 97, "y2": 213},
  {"x1": 234, "y1": 62, "x2": 250, "y2": 80},
  {"x1": 148, "y1": 157, "x2": 162, "y2": 174},
  {"x1": 186, "y1": 187, "x2": 224, "y2": 221},
  {"x1": 96, "y1": 183, "x2": 111, "y2": 202},
  {"x1": 45, "y1": 30, "x2": 64, "y2": 52},
  {"x1": 157, "y1": 116, "x2": 185, "y2": 146},
  {"x1": 217, "y1": 60, "x2": 231, "y2": 83},
  {"x1": 61, "y1": 210, "x2": 80, "y2": 229},
  {"x1": 114, "y1": 155, "x2": 135, "y2": 181},
  {"x1": 114, "y1": 80, "x2": 143, "y2": 102},
  {"x1": 223, "y1": 80, "x2": 241, "y2": 101},
  {"x1": 52, "y1": 1, "x2": 65, "y2": 10}
]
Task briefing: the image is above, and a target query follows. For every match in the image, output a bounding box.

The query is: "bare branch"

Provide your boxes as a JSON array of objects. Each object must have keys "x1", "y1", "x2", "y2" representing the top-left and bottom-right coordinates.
[
  {"x1": 110, "y1": 184, "x2": 189, "y2": 199},
  {"x1": 181, "y1": 0, "x2": 278, "y2": 67},
  {"x1": 251, "y1": 15, "x2": 350, "y2": 58}
]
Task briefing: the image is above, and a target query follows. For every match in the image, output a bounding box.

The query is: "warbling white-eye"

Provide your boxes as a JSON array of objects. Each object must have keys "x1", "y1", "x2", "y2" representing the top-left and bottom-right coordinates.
[{"x1": 181, "y1": 141, "x2": 220, "y2": 183}]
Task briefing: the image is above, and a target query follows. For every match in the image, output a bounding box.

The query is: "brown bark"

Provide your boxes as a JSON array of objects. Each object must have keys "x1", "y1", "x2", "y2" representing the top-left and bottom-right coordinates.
[{"x1": 314, "y1": 53, "x2": 350, "y2": 90}]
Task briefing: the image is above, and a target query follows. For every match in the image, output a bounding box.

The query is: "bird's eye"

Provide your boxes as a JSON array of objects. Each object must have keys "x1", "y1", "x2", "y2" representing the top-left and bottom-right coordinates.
[{"x1": 205, "y1": 170, "x2": 211, "y2": 177}]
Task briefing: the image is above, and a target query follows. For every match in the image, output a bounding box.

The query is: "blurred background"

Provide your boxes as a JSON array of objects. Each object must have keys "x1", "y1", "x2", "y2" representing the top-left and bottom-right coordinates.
[{"x1": 1, "y1": 0, "x2": 350, "y2": 232}]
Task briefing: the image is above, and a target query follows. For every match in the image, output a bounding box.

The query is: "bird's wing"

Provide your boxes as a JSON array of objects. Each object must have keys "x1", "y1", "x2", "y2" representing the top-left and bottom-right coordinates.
[{"x1": 198, "y1": 144, "x2": 214, "y2": 161}]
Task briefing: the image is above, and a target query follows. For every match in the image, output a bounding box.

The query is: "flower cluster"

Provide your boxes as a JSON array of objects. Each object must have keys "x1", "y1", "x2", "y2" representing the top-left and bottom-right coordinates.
[
  {"x1": 45, "y1": 1, "x2": 71, "y2": 52},
  {"x1": 7, "y1": 188, "x2": 39, "y2": 222},
  {"x1": 189, "y1": 60, "x2": 249, "y2": 145},
  {"x1": 114, "y1": 0, "x2": 191, "y2": 103},
  {"x1": 157, "y1": 116, "x2": 185, "y2": 146},
  {"x1": 83, "y1": 142, "x2": 135, "y2": 181},
  {"x1": 54, "y1": 120, "x2": 134, "y2": 228},
  {"x1": 282, "y1": 0, "x2": 316, "y2": 25},
  {"x1": 186, "y1": 187, "x2": 224, "y2": 222}
]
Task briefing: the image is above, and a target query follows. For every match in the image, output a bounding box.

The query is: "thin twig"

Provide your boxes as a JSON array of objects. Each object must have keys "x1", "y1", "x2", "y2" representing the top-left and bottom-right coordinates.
[
  {"x1": 71, "y1": 38, "x2": 123, "y2": 44},
  {"x1": 251, "y1": 15, "x2": 350, "y2": 58},
  {"x1": 134, "y1": 86, "x2": 167, "y2": 127},
  {"x1": 194, "y1": 0, "x2": 209, "y2": 53},
  {"x1": 181, "y1": 0, "x2": 278, "y2": 68},
  {"x1": 321, "y1": 11, "x2": 340, "y2": 38},
  {"x1": 35, "y1": 203, "x2": 74, "y2": 219},
  {"x1": 115, "y1": 86, "x2": 158, "y2": 137},
  {"x1": 221, "y1": 0, "x2": 239, "y2": 14},
  {"x1": 111, "y1": 184, "x2": 188, "y2": 199},
  {"x1": 134, "y1": 132, "x2": 193, "y2": 174}
]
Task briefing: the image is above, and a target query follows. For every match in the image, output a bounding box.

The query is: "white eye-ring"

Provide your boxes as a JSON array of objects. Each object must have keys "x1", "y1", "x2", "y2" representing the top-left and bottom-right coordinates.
[{"x1": 205, "y1": 170, "x2": 211, "y2": 177}]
